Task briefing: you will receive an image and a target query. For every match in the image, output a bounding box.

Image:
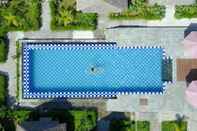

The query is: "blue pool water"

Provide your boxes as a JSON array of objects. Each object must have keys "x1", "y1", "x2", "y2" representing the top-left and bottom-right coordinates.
[{"x1": 23, "y1": 43, "x2": 165, "y2": 98}]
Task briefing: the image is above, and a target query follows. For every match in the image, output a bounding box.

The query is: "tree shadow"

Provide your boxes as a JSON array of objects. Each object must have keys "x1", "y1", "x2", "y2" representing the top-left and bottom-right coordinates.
[
  {"x1": 97, "y1": 111, "x2": 130, "y2": 131},
  {"x1": 186, "y1": 69, "x2": 197, "y2": 86},
  {"x1": 13, "y1": 99, "x2": 98, "y2": 131}
]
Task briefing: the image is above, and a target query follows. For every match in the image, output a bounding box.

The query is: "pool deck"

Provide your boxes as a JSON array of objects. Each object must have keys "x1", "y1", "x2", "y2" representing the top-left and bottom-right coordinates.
[{"x1": 105, "y1": 27, "x2": 197, "y2": 131}]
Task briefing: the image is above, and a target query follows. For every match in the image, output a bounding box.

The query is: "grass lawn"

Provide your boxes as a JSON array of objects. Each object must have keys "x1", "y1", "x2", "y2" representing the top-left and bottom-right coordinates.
[
  {"x1": 162, "y1": 121, "x2": 187, "y2": 131},
  {"x1": 50, "y1": 0, "x2": 97, "y2": 30},
  {"x1": 109, "y1": 120, "x2": 150, "y2": 131},
  {"x1": 0, "y1": 75, "x2": 7, "y2": 106}
]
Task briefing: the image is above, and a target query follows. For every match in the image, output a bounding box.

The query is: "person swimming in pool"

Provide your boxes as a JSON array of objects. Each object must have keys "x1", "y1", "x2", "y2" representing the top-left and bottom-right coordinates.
[{"x1": 89, "y1": 65, "x2": 104, "y2": 75}]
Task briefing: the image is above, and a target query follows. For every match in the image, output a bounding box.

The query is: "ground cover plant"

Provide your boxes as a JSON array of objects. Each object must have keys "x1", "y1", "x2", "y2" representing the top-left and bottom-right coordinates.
[
  {"x1": 162, "y1": 121, "x2": 187, "y2": 131},
  {"x1": 0, "y1": 0, "x2": 41, "y2": 35},
  {"x1": 109, "y1": 120, "x2": 150, "y2": 131},
  {"x1": 109, "y1": 0, "x2": 165, "y2": 20},
  {"x1": 50, "y1": 0, "x2": 97, "y2": 30}
]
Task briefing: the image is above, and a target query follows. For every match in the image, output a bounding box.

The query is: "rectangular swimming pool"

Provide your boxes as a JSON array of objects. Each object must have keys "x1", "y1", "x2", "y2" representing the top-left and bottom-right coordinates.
[{"x1": 22, "y1": 42, "x2": 165, "y2": 98}]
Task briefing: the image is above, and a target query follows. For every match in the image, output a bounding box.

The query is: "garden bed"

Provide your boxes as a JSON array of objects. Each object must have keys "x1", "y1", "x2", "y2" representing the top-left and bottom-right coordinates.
[
  {"x1": 162, "y1": 121, "x2": 187, "y2": 131},
  {"x1": 109, "y1": 120, "x2": 150, "y2": 131},
  {"x1": 0, "y1": 0, "x2": 41, "y2": 35},
  {"x1": 0, "y1": 108, "x2": 97, "y2": 131},
  {"x1": 50, "y1": 0, "x2": 97, "y2": 30},
  {"x1": 109, "y1": 0, "x2": 165, "y2": 20},
  {"x1": 49, "y1": 109, "x2": 97, "y2": 131},
  {"x1": 175, "y1": 4, "x2": 197, "y2": 19}
]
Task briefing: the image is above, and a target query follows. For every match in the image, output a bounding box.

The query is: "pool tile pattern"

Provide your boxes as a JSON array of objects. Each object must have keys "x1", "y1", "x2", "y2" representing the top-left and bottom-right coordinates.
[{"x1": 23, "y1": 42, "x2": 167, "y2": 99}]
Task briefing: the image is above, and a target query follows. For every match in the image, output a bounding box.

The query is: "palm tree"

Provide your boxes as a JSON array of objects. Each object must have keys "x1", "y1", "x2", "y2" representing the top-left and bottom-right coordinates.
[{"x1": 58, "y1": 9, "x2": 74, "y2": 26}]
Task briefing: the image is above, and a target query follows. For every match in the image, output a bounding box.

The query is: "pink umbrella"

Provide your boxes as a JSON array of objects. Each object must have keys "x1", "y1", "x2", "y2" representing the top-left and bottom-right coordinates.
[
  {"x1": 185, "y1": 81, "x2": 197, "y2": 108},
  {"x1": 183, "y1": 32, "x2": 197, "y2": 58}
]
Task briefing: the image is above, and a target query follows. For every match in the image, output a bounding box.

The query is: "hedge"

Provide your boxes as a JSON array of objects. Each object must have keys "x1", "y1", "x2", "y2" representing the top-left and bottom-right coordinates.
[
  {"x1": 110, "y1": 0, "x2": 165, "y2": 20},
  {"x1": 50, "y1": 0, "x2": 97, "y2": 30},
  {"x1": 162, "y1": 121, "x2": 187, "y2": 131},
  {"x1": 175, "y1": 4, "x2": 197, "y2": 19},
  {"x1": 0, "y1": 75, "x2": 7, "y2": 106},
  {"x1": 0, "y1": 39, "x2": 7, "y2": 62},
  {"x1": 109, "y1": 120, "x2": 150, "y2": 131},
  {"x1": 49, "y1": 109, "x2": 97, "y2": 131}
]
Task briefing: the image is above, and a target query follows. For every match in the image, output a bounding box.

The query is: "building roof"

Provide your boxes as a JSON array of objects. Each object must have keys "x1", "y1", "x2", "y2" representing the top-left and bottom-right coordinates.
[{"x1": 17, "y1": 117, "x2": 67, "y2": 131}]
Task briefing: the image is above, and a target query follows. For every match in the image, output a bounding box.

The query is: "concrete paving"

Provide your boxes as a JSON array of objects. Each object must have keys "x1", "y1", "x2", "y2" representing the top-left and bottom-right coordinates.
[
  {"x1": 149, "y1": 0, "x2": 196, "y2": 5},
  {"x1": 40, "y1": 0, "x2": 51, "y2": 31},
  {"x1": 105, "y1": 27, "x2": 197, "y2": 130}
]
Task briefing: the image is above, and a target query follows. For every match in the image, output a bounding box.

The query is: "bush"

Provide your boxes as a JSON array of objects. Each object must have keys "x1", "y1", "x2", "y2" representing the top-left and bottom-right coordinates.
[
  {"x1": 0, "y1": 108, "x2": 32, "y2": 131},
  {"x1": 175, "y1": 4, "x2": 197, "y2": 19},
  {"x1": 50, "y1": 0, "x2": 97, "y2": 30},
  {"x1": 0, "y1": 75, "x2": 7, "y2": 106},
  {"x1": 0, "y1": 39, "x2": 7, "y2": 62}
]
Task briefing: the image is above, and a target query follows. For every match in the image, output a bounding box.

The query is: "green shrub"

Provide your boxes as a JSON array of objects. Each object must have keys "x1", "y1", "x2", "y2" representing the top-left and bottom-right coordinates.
[
  {"x1": 110, "y1": 4, "x2": 165, "y2": 20},
  {"x1": 175, "y1": 4, "x2": 197, "y2": 19},
  {"x1": 162, "y1": 121, "x2": 187, "y2": 131},
  {"x1": 50, "y1": 0, "x2": 97, "y2": 30},
  {"x1": 0, "y1": 75, "x2": 7, "y2": 106},
  {"x1": 49, "y1": 109, "x2": 97, "y2": 131},
  {"x1": 0, "y1": 108, "x2": 32, "y2": 131},
  {"x1": 0, "y1": 0, "x2": 41, "y2": 33},
  {"x1": 0, "y1": 39, "x2": 7, "y2": 62}
]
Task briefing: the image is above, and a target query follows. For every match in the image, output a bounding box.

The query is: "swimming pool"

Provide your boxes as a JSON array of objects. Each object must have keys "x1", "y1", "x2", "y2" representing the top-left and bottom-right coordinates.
[{"x1": 23, "y1": 42, "x2": 166, "y2": 99}]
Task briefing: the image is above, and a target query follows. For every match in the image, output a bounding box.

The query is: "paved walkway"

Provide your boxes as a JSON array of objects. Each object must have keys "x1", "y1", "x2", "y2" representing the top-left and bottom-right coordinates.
[
  {"x1": 0, "y1": 32, "x2": 24, "y2": 106},
  {"x1": 40, "y1": 0, "x2": 51, "y2": 31},
  {"x1": 149, "y1": 0, "x2": 195, "y2": 5}
]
